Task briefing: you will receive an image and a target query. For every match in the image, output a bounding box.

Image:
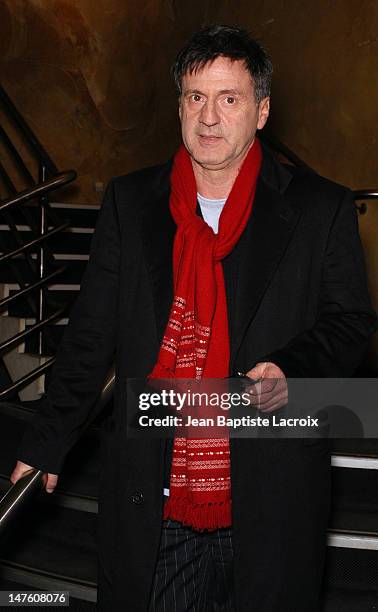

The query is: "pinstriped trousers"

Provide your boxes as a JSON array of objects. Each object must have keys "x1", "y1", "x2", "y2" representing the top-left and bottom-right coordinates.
[{"x1": 149, "y1": 519, "x2": 235, "y2": 612}]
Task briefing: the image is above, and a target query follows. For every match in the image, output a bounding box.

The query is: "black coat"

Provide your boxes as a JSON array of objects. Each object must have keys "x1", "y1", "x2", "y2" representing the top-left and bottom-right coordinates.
[{"x1": 18, "y1": 144, "x2": 377, "y2": 611}]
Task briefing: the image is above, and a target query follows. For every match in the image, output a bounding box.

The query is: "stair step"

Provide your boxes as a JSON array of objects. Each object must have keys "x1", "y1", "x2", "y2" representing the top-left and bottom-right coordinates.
[
  {"x1": 323, "y1": 586, "x2": 378, "y2": 611},
  {"x1": 330, "y1": 467, "x2": 378, "y2": 534},
  {"x1": 328, "y1": 532, "x2": 378, "y2": 551},
  {"x1": 332, "y1": 466, "x2": 378, "y2": 510},
  {"x1": 0, "y1": 484, "x2": 97, "y2": 585},
  {"x1": 331, "y1": 439, "x2": 378, "y2": 457},
  {"x1": 0, "y1": 578, "x2": 95, "y2": 609},
  {"x1": 332, "y1": 456, "x2": 378, "y2": 470},
  {"x1": 0, "y1": 474, "x2": 98, "y2": 515},
  {"x1": 330, "y1": 510, "x2": 378, "y2": 536},
  {"x1": 324, "y1": 546, "x2": 378, "y2": 593},
  {"x1": 0, "y1": 562, "x2": 96, "y2": 604}
]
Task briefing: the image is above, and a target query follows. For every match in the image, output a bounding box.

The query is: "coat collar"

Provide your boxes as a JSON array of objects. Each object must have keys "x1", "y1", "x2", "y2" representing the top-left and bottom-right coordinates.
[{"x1": 140, "y1": 140, "x2": 302, "y2": 364}]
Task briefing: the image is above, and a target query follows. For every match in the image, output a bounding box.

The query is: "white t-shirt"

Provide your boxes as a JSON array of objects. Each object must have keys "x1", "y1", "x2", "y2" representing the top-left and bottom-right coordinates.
[{"x1": 197, "y1": 193, "x2": 227, "y2": 234}]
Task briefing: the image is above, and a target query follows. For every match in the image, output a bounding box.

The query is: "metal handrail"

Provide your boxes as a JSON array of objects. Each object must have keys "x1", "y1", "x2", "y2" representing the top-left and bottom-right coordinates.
[
  {"x1": 0, "y1": 170, "x2": 76, "y2": 213},
  {"x1": 0, "y1": 86, "x2": 78, "y2": 399},
  {"x1": 0, "y1": 161, "x2": 60, "y2": 278},
  {"x1": 353, "y1": 190, "x2": 378, "y2": 200},
  {"x1": 0, "y1": 365, "x2": 115, "y2": 531},
  {"x1": 262, "y1": 134, "x2": 377, "y2": 216},
  {"x1": 0, "y1": 307, "x2": 66, "y2": 355},
  {"x1": 353, "y1": 190, "x2": 378, "y2": 215},
  {"x1": 0, "y1": 85, "x2": 58, "y2": 175},
  {"x1": 262, "y1": 135, "x2": 378, "y2": 199},
  {"x1": 0, "y1": 124, "x2": 35, "y2": 185},
  {"x1": 100, "y1": 365, "x2": 115, "y2": 408},
  {"x1": 0, "y1": 357, "x2": 55, "y2": 400},
  {"x1": 0, "y1": 470, "x2": 44, "y2": 532},
  {"x1": 0, "y1": 266, "x2": 66, "y2": 309},
  {"x1": 0, "y1": 222, "x2": 69, "y2": 264},
  {"x1": 0, "y1": 178, "x2": 42, "y2": 281}
]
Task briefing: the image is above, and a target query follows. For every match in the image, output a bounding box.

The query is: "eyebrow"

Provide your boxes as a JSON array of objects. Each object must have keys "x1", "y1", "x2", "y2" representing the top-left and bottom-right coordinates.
[
  {"x1": 184, "y1": 88, "x2": 242, "y2": 96},
  {"x1": 218, "y1": 89, "x2": 241, "y2": 95}
]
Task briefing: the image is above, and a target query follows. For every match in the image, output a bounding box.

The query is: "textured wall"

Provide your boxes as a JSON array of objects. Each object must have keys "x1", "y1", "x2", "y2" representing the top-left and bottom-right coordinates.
[
  {"x1": 244, "y1": 1, "x2": 378, "y2": 190},
  {"x1": 0, "y1": 0, "x2": 233, "y2": 200},
  {"x1": 0, "y1": 1, "x2": 377, "y2": 199}
]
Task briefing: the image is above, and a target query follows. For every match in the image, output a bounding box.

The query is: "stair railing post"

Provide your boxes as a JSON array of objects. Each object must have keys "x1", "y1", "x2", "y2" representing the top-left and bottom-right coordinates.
[{"x1": 37, "y1": 162, "x2": 48, "y2": 362}]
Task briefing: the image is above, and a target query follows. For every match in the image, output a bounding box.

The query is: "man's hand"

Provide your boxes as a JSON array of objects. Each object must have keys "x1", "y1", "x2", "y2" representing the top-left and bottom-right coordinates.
[
  {"x1": 10, "y1": 461, "x2": 58, "y2": 494},
  {"x1": 245, "y1": 362, "x2": 288, "y2": 413}
]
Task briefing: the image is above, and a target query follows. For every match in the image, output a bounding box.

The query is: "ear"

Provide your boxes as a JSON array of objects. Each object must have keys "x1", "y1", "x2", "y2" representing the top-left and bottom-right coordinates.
[
  {"x1": 178, "y1": 95, "x2": 183, "y2": 121},
  {"x1": 257, "y1": 97, "x2": 270, "y2": 130}
]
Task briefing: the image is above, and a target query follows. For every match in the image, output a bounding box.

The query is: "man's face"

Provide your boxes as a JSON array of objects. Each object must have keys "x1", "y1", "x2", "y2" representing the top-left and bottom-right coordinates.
[{"x1": 179, "y1": 56, "x2": 270, "y2": 172}]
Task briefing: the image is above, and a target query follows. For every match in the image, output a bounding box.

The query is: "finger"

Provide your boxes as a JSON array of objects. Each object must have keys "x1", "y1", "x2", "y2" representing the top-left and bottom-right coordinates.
[
  {"x1": 259, "y1": 401, "x2": 285, "y2": 413},
  {"x1": 256, "y1": 387, "x2": 288, "y2": 407},
  {"x1": 249, "y1": 381, "x2": 280, "y2": 408},
  {"x1": 10, "y1": 462, "x2": 34, "y2": 484},
  {"x1": 252, "y1": 379, "x2": 287, "y2": 399},
  {"x1": 258, "y1": 393, "x2": 288, "y2": 412},
  {"x1": 255, "y1": 392, "x2": 277, "y2": 407},
  {"x1": 45, "y1": 474, "x2": 58, "y2": 494},
  {"x1": 246, "y1": 364, "x2": 266, "y2": 380},
  {"x1": 250, "y1": 379, "x2": 277, "y2": 396},
  {"x1": 249, "y1": 384, "x2": 285, "y2": 409}
]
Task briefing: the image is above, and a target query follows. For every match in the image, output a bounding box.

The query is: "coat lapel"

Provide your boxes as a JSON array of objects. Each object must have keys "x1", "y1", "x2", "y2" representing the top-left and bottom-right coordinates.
[
  {"x1": 229, "y1": 146, "x2": 302, "y2": 369},
  {"x1": 139, "y1": 161, "x2": 175, "y2": 344}
]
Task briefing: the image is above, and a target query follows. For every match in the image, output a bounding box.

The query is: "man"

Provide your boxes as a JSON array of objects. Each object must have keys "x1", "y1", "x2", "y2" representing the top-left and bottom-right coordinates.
[{"x1": 11, "y1": 25, "x2": 376, "y2": 611}]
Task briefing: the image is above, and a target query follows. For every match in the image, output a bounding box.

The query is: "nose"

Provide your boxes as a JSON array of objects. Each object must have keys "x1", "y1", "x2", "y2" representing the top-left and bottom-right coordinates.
[{"x1": 199, "y1": 100, "x2": 220, "y2": 127}]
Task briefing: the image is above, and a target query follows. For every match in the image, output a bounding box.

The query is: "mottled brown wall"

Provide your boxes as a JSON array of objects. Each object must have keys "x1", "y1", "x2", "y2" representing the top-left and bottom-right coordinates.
[
  {"x1": 241, "y1": 1, "x2": 378, "y2": 189},
  {"x1": 0, "y1": 0, "x2": 377, "y2": 359},
  {"x1": 1, "y1": 1, "x2": 377, "y2": 197},
  {"x1": 0, "y1": 0, "x2": 233, "y2": 200}
]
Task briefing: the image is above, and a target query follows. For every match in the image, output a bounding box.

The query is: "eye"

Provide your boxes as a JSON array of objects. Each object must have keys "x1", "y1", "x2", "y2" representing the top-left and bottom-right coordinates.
[
  {"x1": 191, "y1": 94, "x2": 202, "y2": 102},
  {"x1": 225, "y1": 96, "x2": 236, "y2": 104}
]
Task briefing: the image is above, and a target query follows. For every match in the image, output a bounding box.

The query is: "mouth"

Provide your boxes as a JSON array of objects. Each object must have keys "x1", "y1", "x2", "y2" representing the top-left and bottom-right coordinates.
[{"x1": 198, "y1": 135, "x2": 222, "y2": 146}]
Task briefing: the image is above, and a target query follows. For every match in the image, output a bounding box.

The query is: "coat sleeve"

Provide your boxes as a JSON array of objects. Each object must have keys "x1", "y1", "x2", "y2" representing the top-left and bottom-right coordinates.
[
  {"x1": 17, "y1": 179, "x2": 120, "y2": 473},
  {"x1": 262, "y1": 189, "x2": 377, "y2": 377}
]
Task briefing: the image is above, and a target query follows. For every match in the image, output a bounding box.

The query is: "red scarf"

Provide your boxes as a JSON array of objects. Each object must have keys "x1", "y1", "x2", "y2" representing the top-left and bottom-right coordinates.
[{"x1": 150, "y1": 138, "x2": 262, "y2": 530}]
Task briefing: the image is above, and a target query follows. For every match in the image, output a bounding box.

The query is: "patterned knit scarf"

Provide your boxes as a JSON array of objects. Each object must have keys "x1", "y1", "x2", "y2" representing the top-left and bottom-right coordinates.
[{"x1": 150, "y1": 138, "x2": 262, "y2": 530}]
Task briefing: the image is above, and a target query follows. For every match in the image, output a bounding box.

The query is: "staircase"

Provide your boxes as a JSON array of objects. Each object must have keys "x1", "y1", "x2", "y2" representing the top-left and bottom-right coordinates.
[
  {"x1": 0, "y1": 83, "x2": 98, "y2": 609},
  {"x1": 0, "y1": 84, "x2": 77, "y2": 401},
  {"x1": 325, "y1": 442, "x2": 378, "y2": 610},
  {"x1": 0, "y1": 98, "x2": 377, "y2": 610},
  {"x1": 1, "y1": 202, "x2": 99, "y2": 371}
]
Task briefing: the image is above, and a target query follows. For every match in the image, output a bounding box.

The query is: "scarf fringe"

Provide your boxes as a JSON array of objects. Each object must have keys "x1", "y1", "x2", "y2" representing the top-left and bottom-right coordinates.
[{"x1": 163, "y1": 496, "x2": 231, "y2": 532}]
